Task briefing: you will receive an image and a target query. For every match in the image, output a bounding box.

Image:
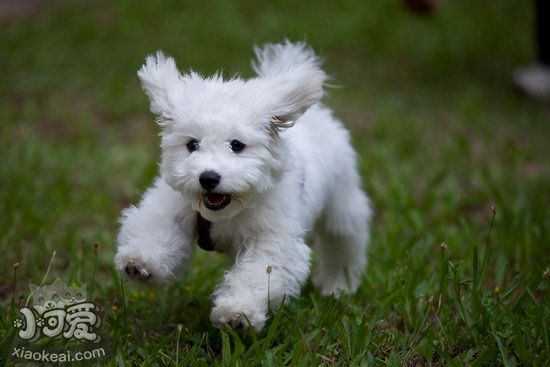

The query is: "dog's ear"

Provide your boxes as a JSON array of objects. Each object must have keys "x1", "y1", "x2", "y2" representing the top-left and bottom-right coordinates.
[
  {"x1": 138, "y1": 51, "x2": 184, "y2": 117},
  {"x1": 252, "y1": 41, "x2": 327, "y2": 128},
  {"x1": 265, "y1": 68, "x2": 326, "y2": 127}
]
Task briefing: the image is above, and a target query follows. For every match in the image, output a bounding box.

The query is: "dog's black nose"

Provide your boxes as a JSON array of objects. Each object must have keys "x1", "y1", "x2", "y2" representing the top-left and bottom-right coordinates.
[{"x1": 199, "y1": 171, "x2": 221, "y2": 191}]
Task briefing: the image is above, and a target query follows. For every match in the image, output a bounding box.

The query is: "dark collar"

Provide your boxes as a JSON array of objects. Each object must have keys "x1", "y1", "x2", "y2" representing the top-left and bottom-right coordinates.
[{"x1": 196, "y1": 213, "x2": 215, "y2": 251}]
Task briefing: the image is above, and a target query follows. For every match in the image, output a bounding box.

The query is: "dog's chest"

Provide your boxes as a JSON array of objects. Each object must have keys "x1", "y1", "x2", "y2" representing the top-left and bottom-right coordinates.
[{"x1": 196, "y1": 215, "x2": 244, "y2": 254}]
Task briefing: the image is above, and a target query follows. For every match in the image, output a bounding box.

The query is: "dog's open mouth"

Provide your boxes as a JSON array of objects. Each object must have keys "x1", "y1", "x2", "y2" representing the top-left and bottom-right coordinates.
[{"x1": 203, "y1": 193, "x2": 231, "y2": 210}]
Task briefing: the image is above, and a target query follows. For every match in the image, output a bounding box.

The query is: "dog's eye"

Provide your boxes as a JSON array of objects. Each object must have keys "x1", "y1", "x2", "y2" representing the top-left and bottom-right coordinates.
[
  {"x1": 186, "y1": 139, "x2": 200, "y2": 153},
  {"x1": 230, "y1": 140, "x2": 246, "y2": 153}
]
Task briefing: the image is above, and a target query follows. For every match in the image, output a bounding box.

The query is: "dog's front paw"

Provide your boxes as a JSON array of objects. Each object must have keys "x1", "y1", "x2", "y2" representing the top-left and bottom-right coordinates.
[
  {"x1": 114, "y1": 247, "x2": 158, "y2": 283},
  {"x1": 210, "y1": 298, "x2": 267, "y2": 332},
  {"x1": 123, "y1": 257, "x2": 152, "y2": 280}
]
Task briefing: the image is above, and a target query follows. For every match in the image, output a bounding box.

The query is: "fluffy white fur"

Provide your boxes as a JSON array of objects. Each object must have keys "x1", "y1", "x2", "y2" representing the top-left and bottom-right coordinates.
[{"x1": 114, "y1": 41, "x2": 372, "y2": 331}]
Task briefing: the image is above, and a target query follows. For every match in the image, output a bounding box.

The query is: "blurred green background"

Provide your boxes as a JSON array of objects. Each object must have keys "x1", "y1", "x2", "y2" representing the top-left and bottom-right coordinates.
[{"x1": 1, "y1": 0, "x2": 548, "y2": 365}]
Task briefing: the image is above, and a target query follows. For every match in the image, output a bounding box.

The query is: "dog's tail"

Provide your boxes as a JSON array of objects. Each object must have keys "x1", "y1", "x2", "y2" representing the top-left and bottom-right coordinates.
[{"x1": 252, "y1": 40, "x2": 325, "y2": 78}]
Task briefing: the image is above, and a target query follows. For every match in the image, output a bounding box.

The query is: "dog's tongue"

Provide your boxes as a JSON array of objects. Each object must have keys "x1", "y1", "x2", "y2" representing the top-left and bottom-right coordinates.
[{"x1": 205, "y1": 193, "x2": 227, "y2": 204}]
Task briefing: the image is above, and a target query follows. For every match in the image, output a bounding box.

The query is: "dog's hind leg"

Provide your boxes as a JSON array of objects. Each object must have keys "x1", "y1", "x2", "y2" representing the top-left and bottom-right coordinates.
[{"x1": 312, "y1": 181, "x2": 371, "y2": 296}]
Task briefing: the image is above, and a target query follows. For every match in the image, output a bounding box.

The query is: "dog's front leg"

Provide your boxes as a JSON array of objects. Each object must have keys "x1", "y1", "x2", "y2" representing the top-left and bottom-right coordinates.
[
  {"x1": 210, "y1": 235, "x2": 311, "y2": 331},
  {"x1": 114, "y1": 177, "x2": 194, "y2": 284}
]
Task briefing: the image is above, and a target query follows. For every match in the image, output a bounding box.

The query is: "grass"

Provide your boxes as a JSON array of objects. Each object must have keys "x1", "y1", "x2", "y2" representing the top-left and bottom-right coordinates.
[{"x1": 1, "y1": 0, "x2": 549, "y2": 365}]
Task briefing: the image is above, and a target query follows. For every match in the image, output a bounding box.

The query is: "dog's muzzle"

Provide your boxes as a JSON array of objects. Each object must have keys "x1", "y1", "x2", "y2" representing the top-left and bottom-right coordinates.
[{"x1": 203, "y1": 193, "x2": 231, "y2": 210}]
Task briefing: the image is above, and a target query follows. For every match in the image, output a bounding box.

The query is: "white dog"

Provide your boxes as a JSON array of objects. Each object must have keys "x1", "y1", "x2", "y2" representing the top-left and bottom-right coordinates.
[{"x1": 114, "y1": 41, "x2": 372, "y2": 331}]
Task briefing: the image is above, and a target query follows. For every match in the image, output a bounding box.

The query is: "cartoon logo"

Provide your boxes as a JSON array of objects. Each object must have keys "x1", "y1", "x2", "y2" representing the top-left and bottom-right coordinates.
[
  {"x1": 13, "y1": 279, "x2": 101, "y2": 342},
  {"x1": 9, "y1": 279, "x2": 110, "y2": 365}
]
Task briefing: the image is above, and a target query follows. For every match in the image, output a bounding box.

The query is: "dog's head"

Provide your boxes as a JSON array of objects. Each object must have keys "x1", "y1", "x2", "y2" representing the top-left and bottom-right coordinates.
[{"x1": 138, "y1": 42, "x2": 326, "y2": 221}]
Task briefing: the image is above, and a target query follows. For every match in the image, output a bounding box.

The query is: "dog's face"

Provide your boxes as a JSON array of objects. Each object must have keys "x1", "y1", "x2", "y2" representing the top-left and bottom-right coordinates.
[
  {"x1": 158, "y1": 87, "x2": 284, "y2": 221},
  {"x1": 138, "y1": 45, "x2": 325, "y2": 220}
]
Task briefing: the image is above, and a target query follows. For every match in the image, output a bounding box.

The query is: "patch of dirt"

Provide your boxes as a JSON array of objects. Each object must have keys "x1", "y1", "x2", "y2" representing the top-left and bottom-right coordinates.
[{"x1": 0, "y1": 0, "x2": 44, "y2": 20}]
